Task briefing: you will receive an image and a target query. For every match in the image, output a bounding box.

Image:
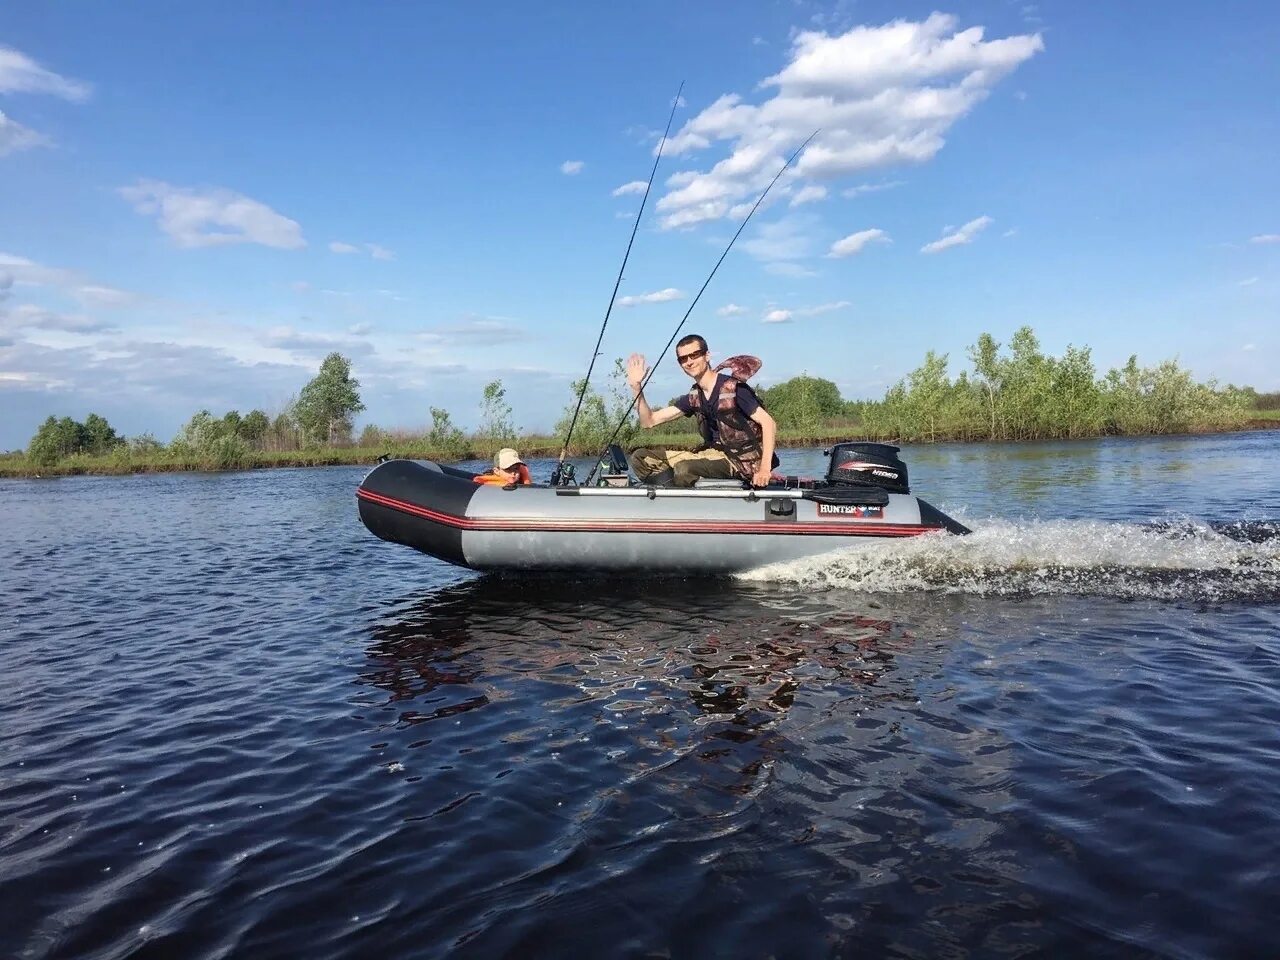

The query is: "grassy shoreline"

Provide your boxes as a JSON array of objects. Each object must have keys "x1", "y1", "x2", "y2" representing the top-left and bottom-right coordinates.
[{"x1": 3, "y1": 418, "x2": 1277, "y2": 479}]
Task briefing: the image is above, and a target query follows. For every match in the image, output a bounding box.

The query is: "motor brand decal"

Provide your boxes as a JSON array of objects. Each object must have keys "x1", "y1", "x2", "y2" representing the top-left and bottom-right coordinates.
[
  {"x1": 816, "y1": 503, "x2": 884, "y2": 519},
  {"x1": 837, "y1": 462, "x2": 899, "y2": 480}
]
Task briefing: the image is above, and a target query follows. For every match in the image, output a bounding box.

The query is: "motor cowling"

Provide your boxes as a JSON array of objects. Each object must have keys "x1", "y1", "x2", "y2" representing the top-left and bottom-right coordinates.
[{"x1": 826, "y1": 441, "x2": 909, "y2": 493}]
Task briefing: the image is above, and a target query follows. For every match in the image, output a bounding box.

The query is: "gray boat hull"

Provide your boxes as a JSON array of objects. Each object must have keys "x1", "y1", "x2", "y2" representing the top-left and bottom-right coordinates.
[{"x1": 357, "y1": 458, "x2": 967, "y2": 574}]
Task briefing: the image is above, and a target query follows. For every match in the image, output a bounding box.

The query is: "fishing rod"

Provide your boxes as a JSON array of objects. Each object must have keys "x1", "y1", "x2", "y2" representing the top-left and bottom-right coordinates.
[
  {"x1": 583, "y1": 129, "x2": 820, "y2": 486},
  {"x1": 550, "y1": 84, "x2": 684, "y2": 487}
]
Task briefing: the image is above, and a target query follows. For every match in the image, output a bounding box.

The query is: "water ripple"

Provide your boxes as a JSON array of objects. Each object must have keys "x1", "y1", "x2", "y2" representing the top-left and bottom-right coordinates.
[{"x1": 3, "y1": 448, "x2": 1280, "y2": 958}]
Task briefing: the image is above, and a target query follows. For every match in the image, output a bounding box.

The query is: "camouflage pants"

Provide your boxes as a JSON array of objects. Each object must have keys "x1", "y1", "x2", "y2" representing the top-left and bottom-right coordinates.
[{"x1": 629, "y1": 447, "x2": 737, "y2": 488}]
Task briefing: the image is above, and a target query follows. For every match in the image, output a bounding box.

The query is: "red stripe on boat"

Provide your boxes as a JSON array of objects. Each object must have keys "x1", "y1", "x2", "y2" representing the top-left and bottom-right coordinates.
[{"x1": 357, "y1": 488, "x2": 938, "y2": 538}]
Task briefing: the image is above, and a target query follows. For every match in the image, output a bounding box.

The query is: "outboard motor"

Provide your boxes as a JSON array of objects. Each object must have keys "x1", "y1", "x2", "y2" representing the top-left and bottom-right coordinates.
[{"x1": 826, "y1": 441, "x2": 909, "y2": 494}]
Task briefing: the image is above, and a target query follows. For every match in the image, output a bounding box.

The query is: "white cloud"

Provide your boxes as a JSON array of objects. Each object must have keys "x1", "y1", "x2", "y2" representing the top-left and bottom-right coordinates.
[
  {"x1": 0, "y1": 109, "x2": 49, "y2": 156},
  {"x1": 119, "y1": 180, "x2": 306, "y2": 250},
  {"x1": 762, "y1": 308, "x2": 793, "y2": 324},
  {"x1": 349, "y1": 322, "x2": 373, "y2": 335},
  {"x1": 1251, "y1": 234, "x2": 1280, "y2": 244},
  {"x1": 612, "y1": 180, "x2": 648, "y2": 197},
  {"x1": 765, "y1": 262, "x2": 818, "y2": 278},
  {"x1": 561, "y1": 160, "x2": 585, "y2": 175},
  {"x1": 741, "y1": 215, "x2": 815, "y2": 264},
  {"x1": 0, "y1": 252, "x2": 70, "y2": 287},
  {"x1": 0, "y1": 252, "x2": 138, "y2": 306},
  {"x1": 717, "y1": 303, "x2": 748, "y2": 317},
  {"x1": 330, "y1": 240, "x2": 393, "y2": 260},
  {"x1": 0, "y1": 45, "x2": 91, "y2": 101},
  {"x1": 1238, "y1": 277, "x2": 1259, "y2": 287},
  {"x1": 921, "y1": 215, "x2": 992, "y2": 253},
  {"x1": 828, "y1": 228, "x2": 889, "y2": 257},
  {"x1": 1002, "y1": 227, "x2": 1018, "y2": 237},
  {"x1": 0, "y1": 46, "x2": 87, "y2": 160},
  {"x1": 259, "y1": 325, "x2": 373, "y2": 357},
  {"x1": 841, "y1": 179, "x2": 905, "y2": 198},
  {"x1": 417, "y1": 316, "x2": 529, "y2": 346},
  {"x1": 1242, "y1": 343, "x2": 1255, "y2": 351},
  {"x1": 75, "y1": 285, "x2": 139, "y2": 307},
  {"x1": 2, "y1": 303, "x2": 114, "y2": 335},
  {"x1": 655, "y1": 14, "x2": 1042, "y2": 229},
  {"x1": 617, "y1": 287, "x2": 684, "y2": 308},
  {"x1": 0, "y1": 337, "x2": 314, "y2": 446},
  {"x1": 789, "y1": 184, "x2": 828, "y2": 207},
  {"x1": 795, "y1": 300, "x2": 852, "y2": 316}
]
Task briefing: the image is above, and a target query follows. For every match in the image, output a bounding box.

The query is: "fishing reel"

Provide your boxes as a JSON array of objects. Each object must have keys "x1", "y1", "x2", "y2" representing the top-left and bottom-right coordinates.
[{"x1": 550, "y1": 462, "x2": 576, "y2": 487}]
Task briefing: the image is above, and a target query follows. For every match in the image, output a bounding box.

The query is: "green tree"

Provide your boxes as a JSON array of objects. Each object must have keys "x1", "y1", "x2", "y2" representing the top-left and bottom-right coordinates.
[
  {"x1": 240, "y1": 409, "x2": 270, "y2": 446},
  {"x1": 426, "y1": 406, "x2": 467, "y2": 458},
  {"x1": 295, "y1": 353, "x2": 365, "y2": 445},
  {"x1": 1050, "y1": 345, "x2": 1103, "y2": 438},
  {"x1": 1000, "y1": 326, "x2": 1049, "y2": 439},
  {"x1": 760, "y1": 374, "x2": 844, "y2": 431},
  {"x1": 172, "y1": 410, "x2": 247, "y2": 467},
  {"x1": 967, "y1": 332, "x2": 1003, "y2": 439},
  {"x1": 269, "y1": 409, "x2": 299, "y2": 451},
  {"x1": 173, "y1": 410, "x2": 226, "y2": 454},
  {"x1": 222, "y1": 410, "x2": 243, "y2": 438},
  {"x1": 477, "y1": 379, "x2": 515, "y2": 440},
  {"x1": 903, "y1": 351, "x2": 951, "y2": 442},
  {"x1": 554, "y1": 359, "x2": 638, "y2": 451},
  {"x1": 1101, "y1": 355, "x2": 1150, "y2": 435},
  {"x1": 83, "y1": 413, "x2": 122, "y2": 454},
  {"x1": 27, "y1": 416, "x2": 68, "y2": 468}
]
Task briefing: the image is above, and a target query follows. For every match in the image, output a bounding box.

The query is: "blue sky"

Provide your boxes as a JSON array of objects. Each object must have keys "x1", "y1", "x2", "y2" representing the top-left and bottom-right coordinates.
[{"x1": 2, "y1": 1, "x2": 1277, "y2": 449}]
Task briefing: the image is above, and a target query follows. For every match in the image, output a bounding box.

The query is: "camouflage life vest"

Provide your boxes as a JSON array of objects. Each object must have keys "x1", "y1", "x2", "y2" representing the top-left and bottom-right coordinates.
[{"x1": 687, "y1": 374, "x2": 763, "y2": 478}]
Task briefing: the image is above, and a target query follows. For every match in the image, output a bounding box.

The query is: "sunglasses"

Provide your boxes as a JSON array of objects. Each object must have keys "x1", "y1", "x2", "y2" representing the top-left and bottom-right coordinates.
[{"x1": 676, "y1": 348, "x2": 707, "y2": 364}]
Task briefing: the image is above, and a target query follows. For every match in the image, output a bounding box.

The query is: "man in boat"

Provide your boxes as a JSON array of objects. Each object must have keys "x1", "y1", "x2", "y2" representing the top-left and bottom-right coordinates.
[
  {"x1": 626, "y1": 334, "x2": 778, "y2": 488},
  {"x1": 474, "y1": 447, "x2": 532, "y2": 486}
]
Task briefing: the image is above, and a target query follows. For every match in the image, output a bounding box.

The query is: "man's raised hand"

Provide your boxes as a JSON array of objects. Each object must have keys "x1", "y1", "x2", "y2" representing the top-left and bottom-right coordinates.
[{"x1": 626, "y1": 353, "x2": 648, "y2": 391}]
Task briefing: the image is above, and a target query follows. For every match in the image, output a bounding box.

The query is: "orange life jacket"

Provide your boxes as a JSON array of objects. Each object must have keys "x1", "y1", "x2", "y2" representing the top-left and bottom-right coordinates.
[{"x1": 473, "y1": 464, "x2": 531, "y2": 486}]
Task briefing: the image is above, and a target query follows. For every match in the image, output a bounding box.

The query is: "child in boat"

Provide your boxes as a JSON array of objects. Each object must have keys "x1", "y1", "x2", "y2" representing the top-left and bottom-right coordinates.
[{"x1": 474, "y1": 447, "x2": 532, "y2": 486}]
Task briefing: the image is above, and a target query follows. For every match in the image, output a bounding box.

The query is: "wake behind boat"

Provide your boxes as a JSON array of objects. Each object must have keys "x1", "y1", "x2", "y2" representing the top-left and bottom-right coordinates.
[{"x1": 357, "y1": 442, "x2": 970, "y2": 574}]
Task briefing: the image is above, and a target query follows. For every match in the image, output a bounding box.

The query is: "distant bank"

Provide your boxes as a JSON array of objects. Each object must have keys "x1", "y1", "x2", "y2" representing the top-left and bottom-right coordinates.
[
  {"x1": 3, "y1": 418, "x2": 1276, "y2": 479},
  {"x1": 7, "y1": 326, "x2": 1276, "y2": 479}
]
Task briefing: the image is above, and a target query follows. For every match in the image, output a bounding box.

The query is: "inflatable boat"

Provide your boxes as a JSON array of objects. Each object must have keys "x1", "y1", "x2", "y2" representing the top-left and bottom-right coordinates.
[{"x1": 357, "y1": 442, "x2": 969, "y2": 575}]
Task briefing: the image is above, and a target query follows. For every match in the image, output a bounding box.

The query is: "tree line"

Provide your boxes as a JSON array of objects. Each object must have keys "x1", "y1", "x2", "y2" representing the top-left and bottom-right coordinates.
[
  {"x1": 758, "y1": 326, "x2": 1259, "y2": 442},
  {"x1": 19, "y1": 329, "x2": 1275, "y2": 469},
  {"x1": 23, "y1": 352, "x2": 365, "y2": 468}
]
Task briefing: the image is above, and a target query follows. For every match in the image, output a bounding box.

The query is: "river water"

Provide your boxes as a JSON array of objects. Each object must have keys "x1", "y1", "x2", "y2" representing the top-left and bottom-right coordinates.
[{"x1": 2, "y1": 432, "x2": 1278, "y2": 959}]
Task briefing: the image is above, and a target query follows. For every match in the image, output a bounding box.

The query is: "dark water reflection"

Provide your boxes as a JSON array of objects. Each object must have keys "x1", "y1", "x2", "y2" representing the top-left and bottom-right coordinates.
[
  {"x1": 344, "y1": 578, "x2": 1280, "y2": 959},
  {"x1": 3, "y1": 432, "x2": 1280, "y2": 958}
]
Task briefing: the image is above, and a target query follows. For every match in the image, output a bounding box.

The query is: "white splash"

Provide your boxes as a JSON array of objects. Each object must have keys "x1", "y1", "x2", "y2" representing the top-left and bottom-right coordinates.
[{"x1": 738, "y1": 518, "x2": 1280, "y2": 600}]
